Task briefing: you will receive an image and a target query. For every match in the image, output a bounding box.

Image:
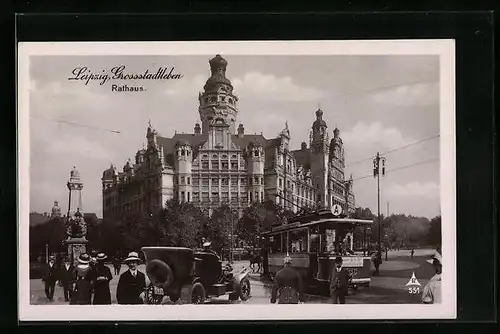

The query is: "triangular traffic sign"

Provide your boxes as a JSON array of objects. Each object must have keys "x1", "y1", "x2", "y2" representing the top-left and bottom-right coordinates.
[{"x1": 405, "y1": 272, "x2": 421, "y2": 286}]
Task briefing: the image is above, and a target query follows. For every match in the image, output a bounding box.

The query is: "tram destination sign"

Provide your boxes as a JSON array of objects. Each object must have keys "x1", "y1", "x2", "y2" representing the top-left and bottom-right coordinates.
[{"x1": 340, "y1": 256, "x2": 364, "y2": 267}]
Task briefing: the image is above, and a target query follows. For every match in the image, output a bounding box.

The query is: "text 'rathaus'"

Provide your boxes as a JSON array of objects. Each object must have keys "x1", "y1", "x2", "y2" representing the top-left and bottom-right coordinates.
[{"x1": 101, "y1": 55, "x2": 355, "y2": 221}]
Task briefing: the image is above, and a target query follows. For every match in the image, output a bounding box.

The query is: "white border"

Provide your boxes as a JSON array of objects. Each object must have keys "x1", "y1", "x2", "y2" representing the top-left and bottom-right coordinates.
[{"x1": 18, "y1": 40, "x2": 456, "y2": 321}]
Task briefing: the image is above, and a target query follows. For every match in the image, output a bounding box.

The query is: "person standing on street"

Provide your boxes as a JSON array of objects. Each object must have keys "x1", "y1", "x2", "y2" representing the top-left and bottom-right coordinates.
[
  {"x1": 91, "y1": 252, "x2": 113, "y2": 305},
  {"x1": 270, "y1": 254, "x2": 304, "y2": 304},
  {"x1": 116, "y1": 251, "x2": 146, "y2": 304},
  {"x1": 330, "y1": 256, "x2": 351, "y2": 304},
  {"x1": 42, "y1": 255, "x2": 58, "y2": 301},
  {"x1": 70, "y1": 253, "x2": 93, "y2": 305},
  {"x1": 421, "y1": 252, "x2": 442, "y2": 304},
  {"x1": 410, "y1": 248, "x2": 415, "y2": 259},
  {"x1": 113, "y1": 254, "x2": 122, "y2": 275},
  {"x1": 58, "y1": 256, "x2": 74, "y2": 302},
  {"x1": 373, "y1": 250, "x2": 382, "y2": 276}
]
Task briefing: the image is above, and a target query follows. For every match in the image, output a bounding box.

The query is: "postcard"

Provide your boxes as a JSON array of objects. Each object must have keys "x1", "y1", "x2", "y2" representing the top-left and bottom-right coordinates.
[{"x1": 18, "y1": 40, "x2": 456, "y2": 321}]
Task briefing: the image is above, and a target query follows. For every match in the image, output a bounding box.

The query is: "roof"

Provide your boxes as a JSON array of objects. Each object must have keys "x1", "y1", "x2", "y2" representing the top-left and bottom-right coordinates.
[
  {"x1": 231, "y1": 134, "x2": 268, "y2": 149},
  {"x1": 157, "y1": 134, "x2": 209, "y2": 166},
  {"x1": 291, "y1": 148, "x2": 311, "y2": 169}
]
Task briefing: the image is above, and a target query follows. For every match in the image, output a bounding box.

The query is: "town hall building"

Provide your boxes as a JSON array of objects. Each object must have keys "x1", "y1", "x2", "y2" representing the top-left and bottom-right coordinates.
[{"x1": 101, "y1": 55, "x2": 355, "y2": 222}]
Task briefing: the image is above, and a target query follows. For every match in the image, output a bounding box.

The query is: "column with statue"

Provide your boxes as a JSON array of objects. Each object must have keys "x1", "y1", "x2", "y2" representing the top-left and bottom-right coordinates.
[{"x1": 64, "y1": 166, "x2": 88, "y2": 264}]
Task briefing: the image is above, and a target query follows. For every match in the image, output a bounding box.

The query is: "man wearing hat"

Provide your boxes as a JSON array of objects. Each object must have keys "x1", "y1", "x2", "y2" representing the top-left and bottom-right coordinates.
[
  {"x1": 330, "y1": 256, "x2": 351, "y2": 304},
  {"x1": 270, "y1": 253, "x2": 304, "y2": 304},
  {"x1": 58, "y1": 256, "x2": 75, "y2": 302},
  {"x1": 42, "y1": 255, "x2": 58, "y2": 301},
  {"x1": 116, "y1": 251, "x2": 146, "y2": 304},
  {"x1": 70, "y1": 253, "x2": 93, "y2": 305},
  {"x1": 91, "y1": 252, "x2": 113, "y2": 305},
  {"x1": 421, "y1": 252, "x2": 442, "y2": 304}
]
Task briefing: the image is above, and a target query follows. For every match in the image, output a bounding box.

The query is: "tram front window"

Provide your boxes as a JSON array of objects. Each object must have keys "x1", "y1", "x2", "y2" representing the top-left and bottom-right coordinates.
[{"x1": 289, "y1": 229, "x2": 307, "y2": 252}]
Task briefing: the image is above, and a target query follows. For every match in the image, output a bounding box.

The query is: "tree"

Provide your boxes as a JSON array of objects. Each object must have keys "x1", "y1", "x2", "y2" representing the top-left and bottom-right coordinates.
[
  {"x1": 427, "y1": 215, "x2": 442, "y2": 246},
  {"x1": 206, "y1": 205, "x2": 237, "y2": 254}
]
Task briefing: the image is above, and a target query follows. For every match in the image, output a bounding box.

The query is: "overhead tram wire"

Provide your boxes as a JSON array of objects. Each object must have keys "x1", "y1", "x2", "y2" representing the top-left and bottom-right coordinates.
[
  {"x1": 30, "y1": 116, "x2": 121, "y2": 134},
  {"x1": 349, "y1": 157, "x2": 440, "y2": 183},
  {"x1": 344, "y1": 134, "x2": 440, "y2": 168}
]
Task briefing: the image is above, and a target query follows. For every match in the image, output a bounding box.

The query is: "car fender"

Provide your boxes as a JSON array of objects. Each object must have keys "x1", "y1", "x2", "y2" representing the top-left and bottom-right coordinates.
[{"x1": 233, "y1": 267, "x2": 250, "y2": 289}]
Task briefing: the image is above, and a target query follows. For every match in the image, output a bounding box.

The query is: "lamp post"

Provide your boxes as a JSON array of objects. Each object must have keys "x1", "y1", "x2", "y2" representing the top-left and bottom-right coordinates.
[{"x1": 373, "y1": 152, "x2": 386, "y2": 252}]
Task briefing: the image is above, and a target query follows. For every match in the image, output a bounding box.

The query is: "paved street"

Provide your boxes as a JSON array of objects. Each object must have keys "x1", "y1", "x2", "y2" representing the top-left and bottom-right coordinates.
[{"x1": 30, "y1": 249, "x2": 436, "y2": 305}]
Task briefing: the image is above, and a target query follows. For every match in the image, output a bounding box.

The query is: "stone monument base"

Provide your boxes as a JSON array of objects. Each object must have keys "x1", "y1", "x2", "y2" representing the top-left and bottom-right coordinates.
[{"x1": 64, "y1": 237, "x2": 88, "y2": 264}]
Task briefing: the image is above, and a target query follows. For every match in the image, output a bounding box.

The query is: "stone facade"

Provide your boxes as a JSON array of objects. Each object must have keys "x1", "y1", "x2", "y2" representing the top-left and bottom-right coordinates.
[{"x1": 101, "y1": 55, "x2": 355, "y2": 222}]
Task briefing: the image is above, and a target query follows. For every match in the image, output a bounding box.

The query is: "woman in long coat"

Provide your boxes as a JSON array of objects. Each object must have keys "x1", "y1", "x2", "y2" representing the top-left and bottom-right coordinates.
[
  {"x1": 92, "y1": 253, "x2": 113, "y2": 305},
  {"x1": 70, "y1": 253, "x2": 93, "y2": 305}
]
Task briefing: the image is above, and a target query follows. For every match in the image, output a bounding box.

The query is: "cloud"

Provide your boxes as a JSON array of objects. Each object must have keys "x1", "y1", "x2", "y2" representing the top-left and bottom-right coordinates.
[
  {"x1": 388, "y1": 181, "x2": 440, "y2": 200},
  {"x1": 232, "y1": 72, "x2": 325, "y2": 102},
  {"x1": 164, "y1": 75, "x2": 206, "y2": 97},
  {"x1": 47, "y1": 135, "x2": 113, "y2": 161},
  {"x1": 342, "y1": 122, "x2": 414, "y2": 151},
  {"x1": 368, "y1": 81, "x2": 439, "y2": 107}
]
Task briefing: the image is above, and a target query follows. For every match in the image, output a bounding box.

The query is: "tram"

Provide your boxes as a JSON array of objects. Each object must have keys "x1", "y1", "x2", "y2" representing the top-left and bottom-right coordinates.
[{"x1": 261, "y1": 208, "x2": 374, "y2": 296}]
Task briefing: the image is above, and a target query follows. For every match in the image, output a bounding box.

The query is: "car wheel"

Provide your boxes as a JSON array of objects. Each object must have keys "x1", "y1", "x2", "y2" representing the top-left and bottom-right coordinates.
[
  {"x1": 191, "y1": 282, "x2": 206, "y2": 304},
  {"x1": 239, "y1": 278, "x2": 251, "y2": 301},
  {"x1": 145, "y1": 283, "x2": 164, "y2": 305}
]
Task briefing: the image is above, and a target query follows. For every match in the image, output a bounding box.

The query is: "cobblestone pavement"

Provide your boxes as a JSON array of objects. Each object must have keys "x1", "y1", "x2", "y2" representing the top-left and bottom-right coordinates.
[{"x1": 30, "y1": 253, "x2": 434, "y2": 305}]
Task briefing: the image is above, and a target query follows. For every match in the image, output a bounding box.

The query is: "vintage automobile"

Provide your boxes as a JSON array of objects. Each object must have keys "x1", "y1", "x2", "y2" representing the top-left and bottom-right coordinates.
[{"x1": 141, "y1": 246, "x2": 251, "y2": 304}]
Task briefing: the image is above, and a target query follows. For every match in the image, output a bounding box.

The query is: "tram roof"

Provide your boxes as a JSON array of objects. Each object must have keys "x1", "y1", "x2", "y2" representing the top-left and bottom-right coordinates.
[{"x1": 261, "y1": 213, "x2": 373, "y2": 235}]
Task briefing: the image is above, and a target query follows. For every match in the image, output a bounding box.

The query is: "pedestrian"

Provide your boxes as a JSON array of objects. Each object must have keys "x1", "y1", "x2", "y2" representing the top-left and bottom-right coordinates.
[
  {"x1": 270, "y1": 253, "x2": 304, "y2": 304},
  {"x1": 330, "y1": 256, "x2": 351, "y2": 304},
  {"x1": 91, "y1": 252, "x2": 113, "y2": 305},
  {"x1": 113, "y1": 254, "x2": 122, "y2": 276},
  {"x1": 373, "y1": 250, "x2": 382, "y2": 276},
  {"x1": 116, "y1": 251, "x2": 146, "y2": 304},
  {"x1": 58, "y1": 256, "x2": 74, "y2": 302},
  {"x1": 42, "y1": 255, "x2": 58, "y2": 301},
  {"x1": 70, "y1": 253, "x2": 93, "y2": 305},
  {"x1": 421, "y1": 252, "x2": 442, "y2": 304},
  {"x1": 410, "y1": 248, "x2": 415, "y2": 259}
]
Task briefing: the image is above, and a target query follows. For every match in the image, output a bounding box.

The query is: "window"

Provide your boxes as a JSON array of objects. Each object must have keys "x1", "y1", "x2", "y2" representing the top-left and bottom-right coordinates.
[
  {"x1": 202, "y1": 178, "x2": 209, "y2": 186},
  {"x1": 181, "y1": 149, "x2": 185, "y2": 156},
  {"x1": 254, "y1": 151, "x2": 259, "y2": 157},
  {"x1": 231, "y1": 192, "x2": 238, "y2": 201},
  {"x1": 202, "y1": 192, "x2": 209, "y2": 201},
  {"x1": 204, "y1": 97, "x2": 208, "y2": 104},
  {"x1": 279, "y1": 178, "x2": 283, "y2": 188},
  {"x1": 221, "y1": 178, "x2": 229, "y2": 186},
  {"x1": 261, "y1": 177, "x2": 264, "y2": 185},
  {"x1": 221, "y1": 96, "x2": 226, "y2": 102},
  {"x1": 187, "y1": 192, "x2": 191, "y2": 202},
  {"x1": 231, "y1": 162, "x2": 238, "y2": 170},
  {"x1": 180, "y1": 176, "x2": 185, "y2": 184},
  {"x1": 222, "y1": 162, "x2": 229, "y2": 170},
  {"x1": 255, "y1": 191, "x2": 259, "y2": 202},
  {"x1": 193, "y1": 178, "x2": 199, "y2": 185},
  {"x1": 181, "y1": 191, "x2": 185, "y2": 202},
  {"x1": 187, "y1": 177, "x2": 191, "y2": 185},
  {"x1": 241, "y1": 178, "x2": 247, "y2": 186},
  {"x1": 229, "y1": 98, "x2": 233, "y2": 104},
  {"x1": 212, "y1": 192, "x2": 219, "y2": 202},
  {"x1": 261, "y1": 192, "x2": 264, "y2": 201},
  {"x1": 212, "y1": 178, "x2": 219, "y2": 186},
  {"x1": 212, "y1": 161, "x2": 219, "y2": 170},
  {"x1": 202, "y1": 161, "x2": 209, "y2": 169},
  {"x1": 240, "y1": 192, "x2": 248, "y2": 201},
  {"x1": 221, "y1": 192, "x2": 229, "y2": 202},
  {"x1": 193, "y1": 192, "x2": 199, "y2": 201},
  {"x1": 249, "y1": 192, "x2": 253, "y2": 202}
]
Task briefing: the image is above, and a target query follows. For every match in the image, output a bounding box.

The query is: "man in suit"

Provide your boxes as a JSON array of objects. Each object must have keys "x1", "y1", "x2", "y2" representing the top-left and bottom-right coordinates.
[
  {"x1": 58, "y1": 256, "x2": 74, "y2": 302},
  {"x1": 270, "y1": 254, "x2": 304, "y2": 304},
  {"x1": 116, "y1": 251, "x2": 146, "y2": 304},
  {"x1": 330, "y1": 256, "x2": 351, "y2": 304},
  {"x1": 42, "y1": 255, "x2": 58, "y2": 301}
]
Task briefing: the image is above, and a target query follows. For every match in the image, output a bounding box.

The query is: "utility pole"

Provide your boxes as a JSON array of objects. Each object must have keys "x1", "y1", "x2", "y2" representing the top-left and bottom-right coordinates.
[
  {"x1": 230, "y1": 210, "x2": 234, "y2": 264},
  {"x1": 373, "y1": 152, "x2": 386, "y2": 253}
]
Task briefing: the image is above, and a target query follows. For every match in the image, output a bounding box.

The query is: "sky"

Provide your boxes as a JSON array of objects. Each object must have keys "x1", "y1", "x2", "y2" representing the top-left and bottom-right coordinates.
[{"x1": 28, "y1": 54, "x2": 441, "y2": 219}]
